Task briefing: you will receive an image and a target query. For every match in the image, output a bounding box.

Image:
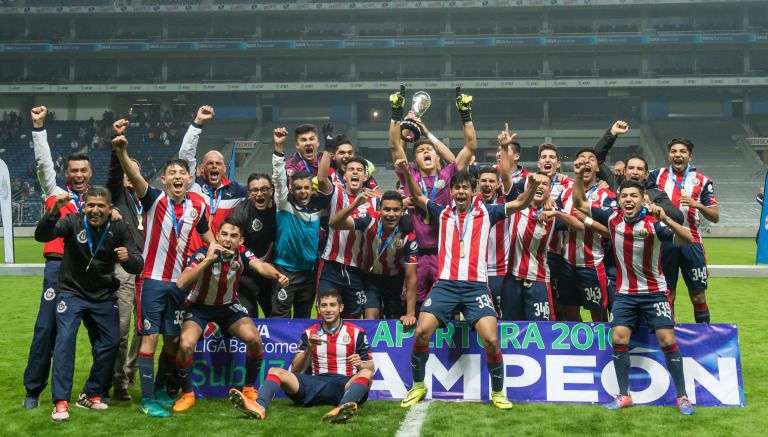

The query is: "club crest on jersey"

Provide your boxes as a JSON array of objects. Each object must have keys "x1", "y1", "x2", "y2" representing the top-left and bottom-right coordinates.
[
  {"x1": 436, "y1": 180, "x2": 446, "y2": 189},
  {"x1": 394, "y1": 239, "x2": 403, "y2": 249},
  {"x1": 143, "y1": 319, "x2": 151, "y2": 331},
  {"x1": 189, "y1": 208, "x2": 198, "y2": 219},
  {"x1": 77, "y1": 230, "x2": 87, "y2": 243},
  {"x1": 57, "y1": 301, "x2": 67, "y2": 313},
  {"x1": 340, "y1": 333, "x2": 351, "y2": 345},
  {"x1": 251, "y1": 218, "x2": 263, "y2": 232},
  {"x1": 590, "y1": 192, "x2": 600, "y2": 201},
  {"x1": 44, "y1": 287, "x2": 55, "y2": 301},
  {"x1": 277, "y1": 289, "x2": 288, "y2": 301}
]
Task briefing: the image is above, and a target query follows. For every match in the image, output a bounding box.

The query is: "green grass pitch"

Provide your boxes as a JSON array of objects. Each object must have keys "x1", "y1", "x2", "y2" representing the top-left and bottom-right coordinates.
[{"x1": 0, "y1": 238, "x2": 766, "y2": 436}]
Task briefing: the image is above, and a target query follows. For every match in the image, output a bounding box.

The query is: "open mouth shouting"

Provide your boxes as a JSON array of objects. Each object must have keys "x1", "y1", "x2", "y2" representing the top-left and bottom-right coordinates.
[
  {"x1": 622, "y1": 199, "x2": 637, "y2": 216},
  {"x1": 671, "y1": 157, "x2": 686, "y2": 172}
]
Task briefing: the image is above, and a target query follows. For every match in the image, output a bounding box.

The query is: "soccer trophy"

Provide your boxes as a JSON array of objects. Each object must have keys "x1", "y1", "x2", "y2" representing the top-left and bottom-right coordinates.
[{"x1": 400, "y1": 91, "x2": 432, "y2": 142}]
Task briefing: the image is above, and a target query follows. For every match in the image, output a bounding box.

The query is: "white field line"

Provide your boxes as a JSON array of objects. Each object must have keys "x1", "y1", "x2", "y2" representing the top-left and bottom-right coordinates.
[{"x1": 395, "y1": 401, "x2": 431, "y2": 437}]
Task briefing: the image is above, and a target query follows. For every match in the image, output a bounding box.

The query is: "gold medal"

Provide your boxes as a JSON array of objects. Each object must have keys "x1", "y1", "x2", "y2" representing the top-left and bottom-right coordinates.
[
  {"x1": 680, "y1": 189, "x2": 687, "y2": 197},
  {"x1": 137, "y1": 215, "x2": 144, "y2": 231},
  {"x1": 540, "y1": 222, "x2": 547, "y2": 237},
  {"x1": 460, "y1": 240, "x2": 466, "y2": 258}
]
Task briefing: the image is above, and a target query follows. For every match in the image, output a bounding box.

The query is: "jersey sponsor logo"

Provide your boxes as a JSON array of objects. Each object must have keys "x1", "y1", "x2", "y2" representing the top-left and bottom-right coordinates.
[
  {"x1": 204, "y1": 321, "x2": 222, "y2": 338},
  {"x1": 142, "y1": 319, "x2": 151, "y2": 331},
  {"x1": 77, "y1": 230, "x2": 87, "y2": 243},
  {"x1": 251, "y1": 218, "x2": 263, "y2": 231},
  {"x1": 231, "y1": 302, "x2": 247, "y2": 314},
  {"x1": 195, "y1": 253, "x2": 205, "y2": 262},
  {"x1": 277, "y1": 289, "x2": 288, "y2": 301},
  {"x1": 44, "y1": 287, "x2": 56, "y2": 301},
  {"x1": 708, "y1": 184, "x2": 713, "y2": 193},
  {"x1": 472, "y1": 210, "x2": 481, "y2": 216},
  {"x1": 56, "y1": 301, "x2": 67, "y2": 313},
  {"x1": 424, "y1": 298, "x2": 432, "y2": 307}
]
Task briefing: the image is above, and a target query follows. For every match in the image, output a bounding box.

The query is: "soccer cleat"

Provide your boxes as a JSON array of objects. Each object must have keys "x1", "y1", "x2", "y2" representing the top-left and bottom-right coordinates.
[
  {"x1": 51, "y1": 401, "x2": 69, "y2": 422},
  {"x1": 322, "y1": 402, "x2": 358, "y2": 424},
  {"x1": 76, "y1": 393, "x2": 108, "y2": 410},
  {"x1": 605, "y1": 394, "x2": 634, "y2": 410},
  {"x1": 23, "y1": 395, "x2": 39, "y2": 409},
  {"x1": 140, "y1": 398, "x2": 171, "y2": 418},
  {"x1": 677, "y1": 396, "x2": 694, "y2": 415},
  {"x1": 400, "y1": 384, "x2": 427, "y2": 408},
  {"x1": 154, "y1": 389, "x2": 175, "y2": 409},
  {"x1": 172, "y1": 393, "x2": 195, "y2": 412},
  {"x1": 229, "y1": 388, "x2": 265, "y2": 420},
  {"x1": 243, "y1": 386, "x2": 259, "y2": 402},
  {"x1": 490, "y1": 391, "x2": 514, "y2": 410}
]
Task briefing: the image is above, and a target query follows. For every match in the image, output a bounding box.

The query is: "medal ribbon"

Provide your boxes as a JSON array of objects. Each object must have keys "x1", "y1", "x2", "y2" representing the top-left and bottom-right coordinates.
[
  {"x1": 167, "y1": 196, "x2": 188, "y2": 237},
  {"x1": 420, "y1": 175, "x2": 438, "y2": 201},
  {"x1": 376, "y1": 221, "x2": 399, "y2": 260},
  {"x1": 669, "y1": 164, "x2": 691, "y2": 192},
  {"x1": 83, "y1": 216, "x2": 111, "y2": 258}
]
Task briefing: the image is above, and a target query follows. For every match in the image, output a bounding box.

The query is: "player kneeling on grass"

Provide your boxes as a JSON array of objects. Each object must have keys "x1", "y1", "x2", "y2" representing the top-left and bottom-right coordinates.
[
  {"x1": 229, "y1": 288, "x2": 374, "y2": 424},
  {"x1": 571, "y1": 159, "x2": 695, "y2": 415},
  {"x1": 35, "y1": 187, "x2": 144, "y2": 421},
  {"x1": 171, "y1": 217, "x2": 289, "y2": 412}
]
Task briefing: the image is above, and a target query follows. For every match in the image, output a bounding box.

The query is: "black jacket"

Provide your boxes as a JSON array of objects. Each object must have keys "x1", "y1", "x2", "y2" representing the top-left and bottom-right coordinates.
[
  {"x1": 107, "y1": 151, "x2": 145, "y2": 250},
  {"x1": 35, "y1": 212, "x2": 143, "y2": 301}
]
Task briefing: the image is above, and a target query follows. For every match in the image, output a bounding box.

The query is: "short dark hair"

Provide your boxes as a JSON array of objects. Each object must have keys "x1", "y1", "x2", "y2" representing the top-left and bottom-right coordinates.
[
  {"x1": 619, "y1": 179, "x2": 645, "y2": 196},
  {"x1": 345, "y1": 156, "x2": 367, "y2": 170},
  {"x1": 379, "y1": 190, "x2": 403, "y2": 206},
  {"x1": 294, "y1": 124, "x2": 317, "y2": 139},
  {"x1": 65, "y1": 152, "x2": 90, "y2": 168},
  {"x1": 221, "y1": 216, "x2": 243, "y2": 234},
  {"x1": 412, "y1": 139, "x2": 434, "y2": 156},
  {"x1": 450, "y1": 170, "x2": 477, "y2": 190},
  {"x1": 163, "y1": 158, "x2": 190, "y2": 174},
  {"x1": 291, "y1": 170, "x2": 311, "y2": 183},
  {"x1": 538, "y1": 143, "x2": 560, "y2": 160},
  {"x1": 317, "y1": 288, "x2": 343, "y2": 305},
  {"x1": 575, "y1": 148, "x2": 597, "y2": 160},
  {"x1": 334, "y1": 135, "x2": 353, "y2": 148},
  {"x1": 510, "y1": 140, "x2": 522, "y2": 155},
  {"x1": 625, "y1": 155, "x2": 648, "y2": 172},
  {"x1": 83, "y1": 185, "x2": 111, "y2": 204},
  {"x1": 477, "y1": 166, "x2": 498, "y2": 179},
  {"x1": 247, "y1": 173, "x2": 273, "y2": 188},
  {"x1": 666, "y1": 137, "x2": 695, "y2": 153}
]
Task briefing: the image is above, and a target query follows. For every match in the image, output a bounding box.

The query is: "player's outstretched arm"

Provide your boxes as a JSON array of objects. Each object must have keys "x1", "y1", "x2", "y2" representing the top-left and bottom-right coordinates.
[
  {"x1": 396, "y1": 158, "x2": 427, "y2": 211},
  {"x1": 649, "y1": 204, "x2": 694, "y2": 245},
  {"x1": 454, "y1": 88, "x2": 476, "y2": 172},
  {"x1": 272, "y1": 127, "x2": 291, "y2": 207},
  {"x1": 497, "y1": 123, "x2": 516, "y2": 193},
  {"x1": 571, "y1": 157, "x2": 591, "y2": 215},
  {"x1": 178, "y1": 105, "x2": 214, "y2": 184},
  {"x1": 329, "y1": 188, "x2": 375, "y2": 230},
  {"x1": 389, "y1": 85, "x2": 408, "y2": 165},
  {"x1": 249, "y1": 259, "x2": 289, "y2": 288},
  {"x1": 107, "y1": 119, "x2": 130, "y2": 201},
  {"x1": 505, "y1": 174, "x2": 547, "y2": 216},
  {"x1": 176, "y1": 244, "x2": 219, "y2": 290},
  {"x1": 30, "y1": 106, "x2": 59, "y2": 197},
  {"x1": 112, "y1": 135, "x2": 148, "y2": 198},
  {"x1": 34, "y1": 192, "x2": 72, "y2": 242}
]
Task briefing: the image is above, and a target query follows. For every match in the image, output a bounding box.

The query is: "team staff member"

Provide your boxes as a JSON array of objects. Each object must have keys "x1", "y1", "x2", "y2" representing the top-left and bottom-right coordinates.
[
  {"x1": 230, "y1": 289, "x2": 374, "y2": 424},
  {"x1": 35, "y1": 187, "x2": 144, "y2": 421},
  {"x1": 24, "y1": 106, "x2": 93, "y2": 409},
  {"x1": 231, "y1": 173, "x2": 277, "y2": 318}
]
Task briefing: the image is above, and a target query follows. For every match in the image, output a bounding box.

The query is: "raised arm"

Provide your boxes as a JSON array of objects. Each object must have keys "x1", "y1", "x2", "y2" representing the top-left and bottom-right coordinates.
[
  {"x1": 648, "y1": 203, "x2": 694, "y2": 245},
  {"x1": 454, "y1": 88, "x2": 477, "y2": 172},
  {"x1": 107, "y1": 119, "x2": 129, "y2": 200},
  {"x1": 594, "y1": 120, "x2": 629, "y2": 165},
  {"x1": 497, "y1": 123, "x2": 516, "y2": 193},
  {"x1": 572, "y1": 157, "x2": 591, "y2": 215},
  {"x1": 272, "y1": 127, "x2": 291, "y2": 207},
  {"x1": 316, "y1": 123, "x2": 335, "y2": 195},
  {"x1": 505, "y1": 174, "x2": 547, "y2": 216},
  {"x1": 329, "y1": 189, "x2": 376, "y2": 230},
  {"x1": 112, "y1": 135, "x2": 148, "y2": 198},
  {"x1": 389, "y1": 86, "x2": 408, "y2": 167},
  {"x1": 177, "y1": 105, "x2": 214, "y2": 183},
  {"x1": 396, "y1": 158, "x2": 426, "y2": 211},
  {"x1": 30, "y1": 106, "x2": 59, "y2": 197}
]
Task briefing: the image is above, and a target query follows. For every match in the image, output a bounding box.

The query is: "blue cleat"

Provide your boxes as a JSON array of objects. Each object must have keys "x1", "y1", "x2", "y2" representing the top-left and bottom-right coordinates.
[
  {"x1": 605, "y1": 394, "x2": 633, "y2": 410},
  {"x1": 677, "y1": 396, "x2": 694, "y2": 415},
  {"x1": 140, "y1": 398, "x2": 171, "y2": 417},
  {"x1": 154, "y1": 389, "x2": 175, "y2": 409},
  {"x1": 23, "y1": 395, "x2": 39, "y2": 409}
]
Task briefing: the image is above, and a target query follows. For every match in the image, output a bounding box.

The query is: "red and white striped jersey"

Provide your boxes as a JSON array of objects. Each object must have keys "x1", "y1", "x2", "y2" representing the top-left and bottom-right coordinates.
[
  {"x1": 185, "y1": 246, "x2": 256, "y2": 305},
  {"x1": 593, "y1": 208, "x2": 674, "y2": 294},
  {"x1": 298, "y1": 321, "x2": 371, "y2": 377},
  {"x1": 187, "y1": 177, "x2": 247, "y2": 251},
  {"x1": 140, "y1": 187, "x2": 209, "y2": 282},
  {"x1": 321, "y1": 186, "x2": 377, "y2": 267},
  {"x1": 509, "y1": 206, "x2": 557, "y2": 282},
  {"x1": 515, "y1": 174, "x2": 573, "y2": 255},
  {"x1": 426, "y1": 200, "x2": 508, "y2": 283},
  {"x1": 477, "y1": 194, "x2": 511, "y2": 277},
  {"x1": 354, "y1": 216, "x2": 418, "y2": 276},
  {"x1": 650, "y1": 167, "x2": 717, "y2": 244},
  {"x1": 558, "y1": 185, "x2": 617, "y2": 268}
]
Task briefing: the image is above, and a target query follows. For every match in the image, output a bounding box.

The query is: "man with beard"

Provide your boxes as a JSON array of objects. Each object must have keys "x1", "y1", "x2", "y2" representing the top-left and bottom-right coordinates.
[
  {"x1": 271, "y1": 127, "x2": 332, "y2": 318},
  {"x1": 230, "y1": 173, "x2": 276, "y2": 318},
  {"x1": 398, "y1": 160, "x2": 546, "y2": 410},
  {"x1": 649, "y1": 138, "x2": 719, "y2": 323},
  {"x1": 285, "y1": 124, "x2": 320, "y2": 182},
  {"x1": 24, "y1": 106, "x2": 93, "y2": 409},
  {"x1": 329, "y1": 190, "x2": 418, "y2": 327},
  {"x1": 35, "y1": 187, "x2": 143, "y2": 421},
  {"x1": 388, "y1": 87, "x2": 478, "y2": 310},
  {"x1": 177, "y1": 106, "x2": 248, "y2": 250},
  {"x1": 316, "y1": 129, "x2": 378, "y2": 319}
]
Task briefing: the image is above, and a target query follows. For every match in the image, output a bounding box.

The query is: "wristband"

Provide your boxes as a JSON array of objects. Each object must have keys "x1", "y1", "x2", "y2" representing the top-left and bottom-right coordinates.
[
  {"x1": 427, "y1": 133, "x2": 438, "y2": 144},
  {"x1": 583, "y1": 217, "x2": 594, "y2": 227}
]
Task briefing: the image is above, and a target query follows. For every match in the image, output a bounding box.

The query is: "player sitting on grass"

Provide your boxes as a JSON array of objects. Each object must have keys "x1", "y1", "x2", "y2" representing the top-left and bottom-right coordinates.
[
  {"x1": 229, "y1": 288, "x2": 374, "y2": 424},
  {"x1": 171, "y1": 217, "x2": 289, "y2": 412},
  {"x1": 397, "y1": 158, "x2": 547, "y2": 410},
  {"x1": 571, "y1": 158, "x2": 695, "y2": 415}
]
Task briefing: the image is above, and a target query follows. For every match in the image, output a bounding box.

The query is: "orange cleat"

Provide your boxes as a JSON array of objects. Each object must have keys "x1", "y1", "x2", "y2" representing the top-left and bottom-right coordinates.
[
  {"x1": 172, "y1": 393, "x2": 196, "y2": 412},
  {"x1": 322, "y1": 402, "x2": 358, "y2": 424},
  {"x1": 229, "y1": 388, "x2": 265, "y2": 420},
  {"x1": 243, "y1": 386, "x2": 259, "y2": 402}
]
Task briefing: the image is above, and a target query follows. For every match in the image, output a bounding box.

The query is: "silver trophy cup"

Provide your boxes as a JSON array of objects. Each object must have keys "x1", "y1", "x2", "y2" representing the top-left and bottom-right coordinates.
[{"x1": 400, "y1": 91, "x2": 432, "y2": 142}]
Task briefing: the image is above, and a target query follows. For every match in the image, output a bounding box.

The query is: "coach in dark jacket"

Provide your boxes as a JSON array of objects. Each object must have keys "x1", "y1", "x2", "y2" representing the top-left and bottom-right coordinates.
[{"x1": 35, "y1": 186, "x2": 143, "y2": 421}]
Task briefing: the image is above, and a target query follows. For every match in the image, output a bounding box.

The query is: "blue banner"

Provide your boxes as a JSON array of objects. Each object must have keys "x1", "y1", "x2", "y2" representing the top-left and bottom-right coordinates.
[
  {"x1": 394, "y1": 39, "x2": 443, "y2": 48},
  {"x1": 443, "y1": 38, "x2": 493, "y2": 47},
  {"x1": 294, "y1": 40, "x2": 343, "y2": 49},
  {"x1": 343, "y1": 39, "x2": 394, "y2": 49},
  {"x1": 100, "y1": 42, "x2": 149, "y2": 51},
  {"x1": 757, "y1": 170, "x2": 768, "y2": 264},
  {"x1": 597, "y1": 35, "x2": 648, "y2": 45},
  {"x1": 701, "y1": 33, "x2": 755, "y2": 43},
  {"x1": 545, "y1": 36, "x2": 597, "y2": 45},
  {"x1": 198, "y1": 42, "x2": 246, "y2": 50},
  {"x1": 192, "y1": 320, "x2": 744, "y2": 407},
  {"x1": 148, "y1": 42, "x2": 198, "y2": 51},
  {"x1": 649, "y1": 34, "x2": 702, "y2": 44},
  {"x1": 494, "y1": 36, "x2": 545, "y2": 46},
  {"x1": 50, "y1": 43, "x2": 99, "y2": 52}
]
